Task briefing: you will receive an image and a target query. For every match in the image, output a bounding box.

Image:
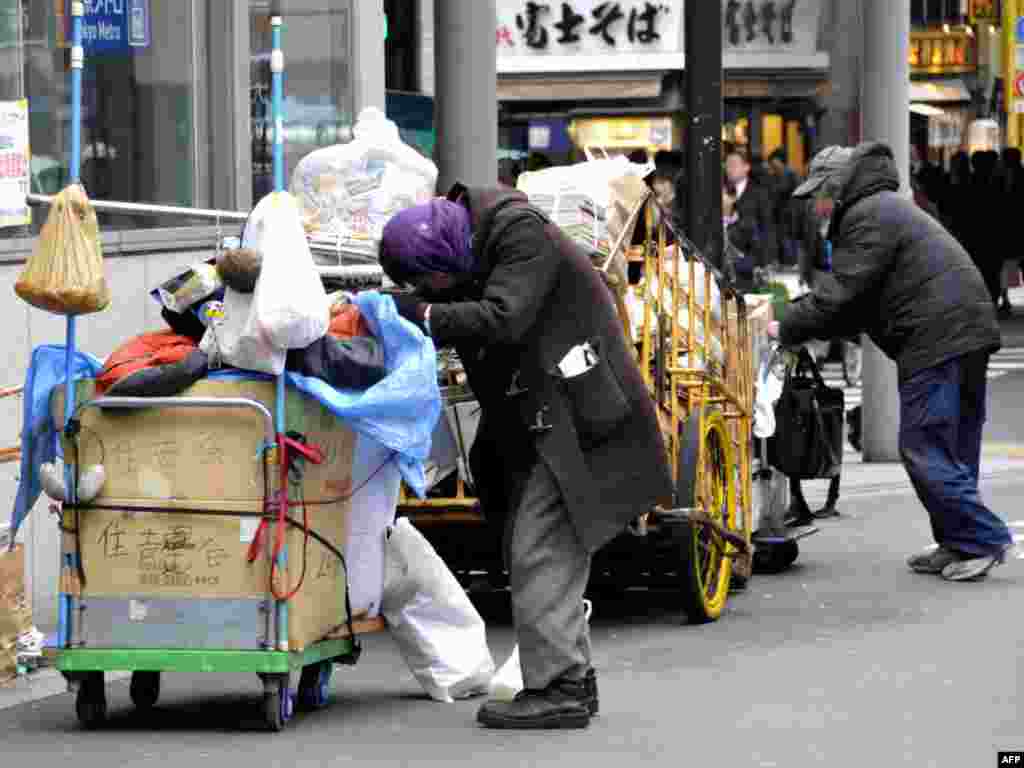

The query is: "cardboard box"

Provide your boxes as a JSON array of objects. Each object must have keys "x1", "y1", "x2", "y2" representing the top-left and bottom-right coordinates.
[
  {"x1": 52, "y1": 380, "x2": 356, "y2": 651},
  {"x1": 0, "y1": 545, "x2": 30, "y2": 685}
]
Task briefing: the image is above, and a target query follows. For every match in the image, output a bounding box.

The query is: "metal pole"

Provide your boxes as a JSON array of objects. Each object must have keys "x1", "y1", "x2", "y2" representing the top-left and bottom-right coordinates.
[
  {"x1": 434, "y1": 0, "x2": 498, "y2": 192},
  {"x1": 57, "y1": 0, "x2": 86, "y2": 651},
  {"x1": 269, "y1": 1, "x2": 289, "y2": 652},
  {"x1": 26, "y1": 193, "x2": 251, "y2": 223},
  {"x1": 860, "y1": 0, "x2": 910, "y2": 462},
  {"x1": 679, "y1": 0, "x2": 724, "y2": 269},
  {"x1": 1006, "y1": 0, "x2": 1021, "y2": 150}
]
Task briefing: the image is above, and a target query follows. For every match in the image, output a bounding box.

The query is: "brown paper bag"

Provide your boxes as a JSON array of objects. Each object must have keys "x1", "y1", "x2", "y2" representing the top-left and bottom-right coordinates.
[{"x1": 15, "y1": 184, "x2": 110, "y2": 316}]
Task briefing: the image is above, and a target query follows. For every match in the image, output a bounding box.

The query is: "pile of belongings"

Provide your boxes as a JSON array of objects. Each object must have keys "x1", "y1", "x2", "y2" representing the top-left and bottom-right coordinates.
[
  {"x1": 291, "y1": 107, "x2": 437, "y2": 265},
  {"x1": 100, "y1": 191, "x2": 389, "y2": 399},
  {"x1": 516, "y1": 156, "x2": 651, "y2": 271}
]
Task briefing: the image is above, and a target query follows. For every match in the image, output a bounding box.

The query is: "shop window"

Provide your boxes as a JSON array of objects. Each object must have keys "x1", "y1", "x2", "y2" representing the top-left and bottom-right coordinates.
[
  {"x1": 250, "y1": 0, "x2": 354, "y2": 206},
  {"x1": 2, "y1": 0, "x2": 202, "y2": 237}
]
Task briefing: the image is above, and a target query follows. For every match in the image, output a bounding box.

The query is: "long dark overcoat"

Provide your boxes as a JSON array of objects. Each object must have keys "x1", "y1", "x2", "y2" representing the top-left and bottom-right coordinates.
[{"x1": 428, "y1": 187, "x2": 673, "y2": 553}]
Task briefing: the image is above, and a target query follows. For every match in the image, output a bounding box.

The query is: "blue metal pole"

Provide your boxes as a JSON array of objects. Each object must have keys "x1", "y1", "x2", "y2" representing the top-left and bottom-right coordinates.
[
  {"x1": 270, "y1": 8, "x2": 289, "y2": 652},
  {"x1": 58, "y1": 0, "x2": 85, "y2": 650}
]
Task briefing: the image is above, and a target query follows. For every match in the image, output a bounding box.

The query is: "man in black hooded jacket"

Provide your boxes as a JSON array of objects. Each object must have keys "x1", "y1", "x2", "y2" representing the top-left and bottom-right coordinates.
[{"x1": 769, "y1": 142, "x2": 1011, "y2": 581}]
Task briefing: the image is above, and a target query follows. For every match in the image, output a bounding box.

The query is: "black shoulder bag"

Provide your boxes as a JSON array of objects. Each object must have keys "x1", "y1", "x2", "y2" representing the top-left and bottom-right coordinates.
[{"x1": 767, "y1": 347, "x2": 844, "y2": 480}]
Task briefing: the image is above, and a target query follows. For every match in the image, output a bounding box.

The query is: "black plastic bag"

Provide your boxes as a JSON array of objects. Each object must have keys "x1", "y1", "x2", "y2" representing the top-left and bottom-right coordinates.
[{"x1": 767, "y1": 347, "x2": 844, "y2": 479}]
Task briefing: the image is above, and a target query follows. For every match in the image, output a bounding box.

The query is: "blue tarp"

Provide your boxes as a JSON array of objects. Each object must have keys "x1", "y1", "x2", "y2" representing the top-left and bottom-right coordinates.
[
  {"x1": 9, "y1": 292, "x2": 441, "y2": 542},
  {"x1": 10, "y1": 345, "x2": 103, "y2": 543}
]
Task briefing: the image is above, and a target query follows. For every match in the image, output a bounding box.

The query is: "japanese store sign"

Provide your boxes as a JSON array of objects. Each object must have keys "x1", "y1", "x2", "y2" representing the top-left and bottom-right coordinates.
[
  {"x1": 497, "y1": 1, "x2": 824, "y2": 71},
  {"x1": 497, "y1": 1, "x2": 683, "y2": 61},
  {"x1": 0, "y1": 100, "x2": 31, "y2": 229},
  {"x1": 722, "y1": 1, "x2": 822, "y2": 54}
]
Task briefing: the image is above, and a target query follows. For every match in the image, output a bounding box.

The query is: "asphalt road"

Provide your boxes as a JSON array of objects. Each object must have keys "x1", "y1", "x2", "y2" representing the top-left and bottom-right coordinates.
[{"x1": 2, "y1": 473, "x2": 1023, "y2": 767}]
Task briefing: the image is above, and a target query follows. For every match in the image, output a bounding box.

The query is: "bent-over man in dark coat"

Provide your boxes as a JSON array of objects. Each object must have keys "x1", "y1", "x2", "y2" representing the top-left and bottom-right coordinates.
[
  {"x1": 769, "y1": 142, "x2": 1011, "y2": 582},
  {"x1": 379, "y1": 187, "x2": 673, "y2": 730}
]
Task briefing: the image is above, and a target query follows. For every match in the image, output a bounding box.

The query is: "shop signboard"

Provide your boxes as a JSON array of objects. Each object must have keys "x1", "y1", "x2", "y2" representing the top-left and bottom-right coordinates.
[
  {"x1": 496, "y1": 1, "x2": 825, "y2": 72},
  {"x1": 56, "y1": 0, "x2": 151, "y2": 54},
  {"x1": 722, "y1": 0, "x2": 823, "y2": 55},
  {"x1": 0, "y1": 100, "x2": 31, "y2": 229},
  {"x1": 496, "y1": 0, "x2": 684, "y2": 71}
]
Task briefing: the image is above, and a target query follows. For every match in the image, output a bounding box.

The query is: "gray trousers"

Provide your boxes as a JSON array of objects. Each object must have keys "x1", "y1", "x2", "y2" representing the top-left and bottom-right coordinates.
[{"x1": 505, "y1": 461, "x2": 592, "y2": 690}]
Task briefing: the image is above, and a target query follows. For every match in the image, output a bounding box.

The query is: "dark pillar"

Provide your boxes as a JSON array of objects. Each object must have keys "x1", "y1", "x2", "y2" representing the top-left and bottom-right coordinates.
[{"x1": 677, "y1": 0, "x2": 724, "y2": 269}]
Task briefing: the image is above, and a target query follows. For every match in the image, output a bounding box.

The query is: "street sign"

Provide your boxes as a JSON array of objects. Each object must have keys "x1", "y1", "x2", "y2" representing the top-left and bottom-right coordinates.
[{"x1": 58, "y1": 0, "x2": 151, "y2": 54}]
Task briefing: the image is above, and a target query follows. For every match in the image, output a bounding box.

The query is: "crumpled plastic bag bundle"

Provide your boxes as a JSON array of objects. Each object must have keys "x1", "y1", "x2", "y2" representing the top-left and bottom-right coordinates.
[
  {"x1": 291, "y1": 107, "x2": 438, "y2": 260},
  {"x1": 15, "y1": 184, "x2": 110, "y2": 315}
]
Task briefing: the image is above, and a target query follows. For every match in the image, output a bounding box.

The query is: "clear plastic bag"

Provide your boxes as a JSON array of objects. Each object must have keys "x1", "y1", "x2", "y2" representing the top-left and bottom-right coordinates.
[
  {"x1": 15, "y1": 184, "x2": 110, "y2": 315},
  {"x1": 291, "y1": 107, "x2": 438, "y2": 248}
]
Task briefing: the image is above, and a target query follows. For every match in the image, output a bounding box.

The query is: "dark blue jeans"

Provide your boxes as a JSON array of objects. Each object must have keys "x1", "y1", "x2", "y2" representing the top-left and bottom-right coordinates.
[{"x1": 898, "y1": 350, "x2": 1012, "y2": 557}]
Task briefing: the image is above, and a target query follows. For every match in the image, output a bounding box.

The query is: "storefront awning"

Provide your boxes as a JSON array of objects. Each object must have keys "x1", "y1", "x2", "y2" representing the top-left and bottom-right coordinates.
[{"x1": 909, "y1": 78, "x2": 972, "y2": 104}]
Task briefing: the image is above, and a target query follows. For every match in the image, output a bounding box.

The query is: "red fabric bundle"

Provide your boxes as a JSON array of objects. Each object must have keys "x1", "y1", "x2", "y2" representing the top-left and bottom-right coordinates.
[{"x1": 96, "y1": 331, "x2": 198, "y2": 395}]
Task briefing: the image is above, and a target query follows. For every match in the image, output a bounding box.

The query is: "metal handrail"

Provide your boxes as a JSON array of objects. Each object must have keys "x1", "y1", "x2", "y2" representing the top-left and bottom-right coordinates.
[
  {"x1": 82, "y1": 396, "x2": 276, "y2": 447},
  {"x1": 26, "y1": 193, "x2": 249, "y2": 224}
]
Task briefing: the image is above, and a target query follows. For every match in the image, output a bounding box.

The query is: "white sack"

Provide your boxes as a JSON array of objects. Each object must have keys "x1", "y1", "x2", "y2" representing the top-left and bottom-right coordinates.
[{"x1": 381, "y1": 518, "x2": 494, "y2": 703}]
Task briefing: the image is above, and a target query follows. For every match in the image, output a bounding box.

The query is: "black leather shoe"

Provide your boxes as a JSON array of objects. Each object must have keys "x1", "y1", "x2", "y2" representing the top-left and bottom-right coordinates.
[
  {"x1": 477, "y1": 677, "x2": 592, "y2": 730},
  {"x1": 581, "y1": 668, "x2": 599, "y2": 716}
]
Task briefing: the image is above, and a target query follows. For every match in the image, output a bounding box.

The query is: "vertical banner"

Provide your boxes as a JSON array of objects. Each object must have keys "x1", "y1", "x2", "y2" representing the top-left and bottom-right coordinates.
[{"x1": 0, "y1": 99, "x2": 31, "y2": 228}]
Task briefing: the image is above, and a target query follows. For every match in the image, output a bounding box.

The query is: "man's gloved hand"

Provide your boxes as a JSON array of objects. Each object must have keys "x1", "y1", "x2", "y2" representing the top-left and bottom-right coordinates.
[{"x1": 392, "y1": 293, "x2": 429, "y2": 334}]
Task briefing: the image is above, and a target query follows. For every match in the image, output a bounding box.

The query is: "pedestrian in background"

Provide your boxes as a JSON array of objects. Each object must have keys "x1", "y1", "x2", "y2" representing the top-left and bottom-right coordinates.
[
  {"x1": 768, "y1": 142, "x2": 1011, "y2": 582},
  {"x1": 768, "y1": 148, "x2": 801, "y2": 268},
  {"x1": 725, "y1": 146, "x2": 779, "y2": 273}
]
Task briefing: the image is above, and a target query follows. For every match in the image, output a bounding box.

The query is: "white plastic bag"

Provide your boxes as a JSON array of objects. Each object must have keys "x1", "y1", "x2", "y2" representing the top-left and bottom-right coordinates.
[
  {"x1": 380, "y1": 518, "x2": 495, "y2": 703},
  {"x1": 291, "y1": 107, "x2": 438, "y2": 249},
  {"x1": 488, "y1": 599, "x2": 593, "y2": 702},
  {"x1": 199, "y1": 192, "x2": 327, "y2": 374},
  {"x1": 248, "y1": 192, "x2": 330, "y2": 350},
  {"x1": 200, "y1": 285, "x2": 284, "y2": 375}
]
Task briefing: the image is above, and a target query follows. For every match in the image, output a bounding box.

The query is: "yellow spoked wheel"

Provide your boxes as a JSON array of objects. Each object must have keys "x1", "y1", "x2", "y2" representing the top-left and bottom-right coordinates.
[{"x1": 674, "y1": 408, "x2": 738, "y2": 624}]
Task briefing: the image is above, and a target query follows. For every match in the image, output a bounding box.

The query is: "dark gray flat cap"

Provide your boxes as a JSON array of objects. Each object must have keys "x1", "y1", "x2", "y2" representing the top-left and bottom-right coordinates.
[{"x1": 793, "y1": 145, "x2": 854, "y2": 198}]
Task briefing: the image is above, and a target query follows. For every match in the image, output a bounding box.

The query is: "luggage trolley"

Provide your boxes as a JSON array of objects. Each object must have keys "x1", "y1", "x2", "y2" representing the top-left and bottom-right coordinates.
[{"x1": 22, "y1": 3, "x2": 394, "y2": 732}]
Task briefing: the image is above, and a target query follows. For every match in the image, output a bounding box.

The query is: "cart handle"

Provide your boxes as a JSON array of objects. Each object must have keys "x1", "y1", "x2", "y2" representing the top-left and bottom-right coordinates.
[{"x1": 82, "y1": 396, "x2": 276, "y2": 447}]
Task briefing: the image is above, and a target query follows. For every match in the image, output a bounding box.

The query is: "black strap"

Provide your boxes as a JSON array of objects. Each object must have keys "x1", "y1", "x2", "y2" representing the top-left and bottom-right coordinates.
[
  {"x1": 809, "y1": 393, "x2": 840, "y2": 473},
  {"x1": 794, "y1": 346, "x2": 828, "y2": 389}
]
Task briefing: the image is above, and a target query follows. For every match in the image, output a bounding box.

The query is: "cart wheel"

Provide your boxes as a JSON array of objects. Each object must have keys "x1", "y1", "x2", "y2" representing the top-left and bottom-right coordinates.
[
  {"x1": 75, "y1": 673, "x2": 107, "y2": 730},
  {"x1": 673, "y1": 408, "x2": 738, "y2": 624},
  {"x1": 298, "y1": 662, "x2": 332, "y2": 711},
  {"x1": 129, "y1": 671, "x2": 160, "y2": 712},
  {"x1": 752, "y1": 540, "x2": 800, "y2": 574},
  {"x1": 263, "y1": 676, "x2": 294, "y2": 732}
]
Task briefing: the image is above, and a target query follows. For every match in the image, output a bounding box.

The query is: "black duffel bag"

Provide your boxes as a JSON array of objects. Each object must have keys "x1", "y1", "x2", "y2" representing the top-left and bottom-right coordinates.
[{"x1": 768, "y1": 347, "x2": 844, "y2": 479}]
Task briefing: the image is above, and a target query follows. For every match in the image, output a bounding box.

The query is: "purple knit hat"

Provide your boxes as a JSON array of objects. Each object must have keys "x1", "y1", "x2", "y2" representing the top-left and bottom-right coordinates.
[{"x1": 379, "y1": 199, "x2": 474, "y2": 285}]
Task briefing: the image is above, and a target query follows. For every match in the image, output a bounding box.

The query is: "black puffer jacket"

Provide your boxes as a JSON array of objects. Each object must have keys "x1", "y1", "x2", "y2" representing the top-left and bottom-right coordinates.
[{"x1": 780, "y1": 142, "x2": 1000, "y2": 380}]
